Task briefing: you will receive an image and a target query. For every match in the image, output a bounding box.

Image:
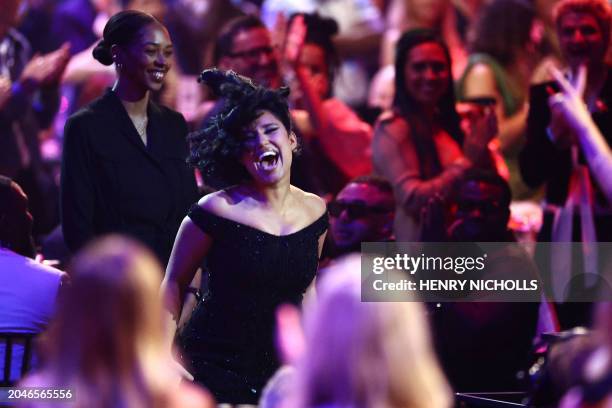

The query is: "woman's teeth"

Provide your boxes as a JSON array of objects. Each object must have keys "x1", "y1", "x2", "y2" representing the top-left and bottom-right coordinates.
[
  {"x1": 151, "y1": 71, "x2": 165, "y2": 81},
  {"x1": 258, "y1": 151, "x2": 279, "y2": 171}
]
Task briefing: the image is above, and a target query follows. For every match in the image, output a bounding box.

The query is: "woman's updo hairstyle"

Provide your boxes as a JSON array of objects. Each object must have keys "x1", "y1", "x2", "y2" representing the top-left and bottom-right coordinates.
[
  {"x1": 93, "y1": 10, "x2": 159, "y2": 66},
  {"x1": 188, "y1": 69, "x2": 294, "y2": 189}
]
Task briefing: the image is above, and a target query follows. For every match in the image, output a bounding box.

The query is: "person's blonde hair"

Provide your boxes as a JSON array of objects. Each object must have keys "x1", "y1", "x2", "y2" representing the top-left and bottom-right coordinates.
[
  {"x1": 294, "y1": 254, "x2": 452, "y2": 408},
  {"x1": 40, "y1": 235, "x2": 175, "y2": 408}
]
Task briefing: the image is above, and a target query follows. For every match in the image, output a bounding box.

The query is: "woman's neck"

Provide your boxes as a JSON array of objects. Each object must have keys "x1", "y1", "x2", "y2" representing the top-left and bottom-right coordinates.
[
  {"x1": 243, "y1": 180, "x2": 292, "y2": 213},
  {"x1": 112, "y1": 79, "x2": 150, "y2": 117}
]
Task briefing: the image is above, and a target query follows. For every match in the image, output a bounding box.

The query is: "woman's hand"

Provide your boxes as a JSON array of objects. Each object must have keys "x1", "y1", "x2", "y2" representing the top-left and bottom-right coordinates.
[
  {"x1": 283, "y1": 14, "x2": 307, "y2": 69},
  {"x1": 547, "y1": 65, "x2": 593, "y2": 140},
  {"x1": 463, "y1": 105, "x2": 498, "y2": 166}
]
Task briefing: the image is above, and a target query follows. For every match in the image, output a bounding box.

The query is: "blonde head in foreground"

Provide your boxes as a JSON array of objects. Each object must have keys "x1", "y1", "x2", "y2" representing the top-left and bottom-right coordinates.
[
  {"x1": 293, "y1": 254, "x2": 452, "y2": 408},
  {"x1": 31, "y1": 236, "x2": 179, "y2": 408}
]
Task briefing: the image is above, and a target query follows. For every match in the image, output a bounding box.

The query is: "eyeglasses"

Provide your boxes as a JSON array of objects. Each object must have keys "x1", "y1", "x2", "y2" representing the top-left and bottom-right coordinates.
[
  {"x1": 227, "y1": 46, "x2": 275, "y2": 61},
  {"x1": 328, "y1": 200, "x2": 392, "y2": 219}
]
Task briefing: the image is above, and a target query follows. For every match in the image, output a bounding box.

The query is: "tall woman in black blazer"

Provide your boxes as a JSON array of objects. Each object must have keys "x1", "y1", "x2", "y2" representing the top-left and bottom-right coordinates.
[{"x1": 60, "y1": 10, "x2": 198, "y2": 266}]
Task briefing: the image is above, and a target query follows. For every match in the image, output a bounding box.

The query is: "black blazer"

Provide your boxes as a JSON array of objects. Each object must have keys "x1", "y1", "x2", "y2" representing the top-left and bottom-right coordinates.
[
  {"x1": 60, "y1": 89, "x2": 199, "y2": 266},
  {"x1": 519, "y1": 66, "x2": 612, "y2": 207}
]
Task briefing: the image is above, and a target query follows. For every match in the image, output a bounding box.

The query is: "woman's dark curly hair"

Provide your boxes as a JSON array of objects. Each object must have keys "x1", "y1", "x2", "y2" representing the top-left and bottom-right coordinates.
[{"x1": 188, "y1": 69, "x2": 294, "y2": 189}]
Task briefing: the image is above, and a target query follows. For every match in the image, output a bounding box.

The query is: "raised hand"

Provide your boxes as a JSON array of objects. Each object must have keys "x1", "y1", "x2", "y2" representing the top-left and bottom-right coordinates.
[
  {"x1": 463, "y1": 105, "x2": 498, "y2": 166},
  {"x1": 548, "y1": 65, "x2": 591, "y2": 137},
  {"x1": 283, "y1": 14, "x2": 307, "y2": 67}
]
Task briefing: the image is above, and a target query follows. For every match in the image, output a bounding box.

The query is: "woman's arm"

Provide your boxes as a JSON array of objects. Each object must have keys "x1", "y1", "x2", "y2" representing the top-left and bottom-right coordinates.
[
  {"x1": 162, "y1": 217, "x2": 212, "y2": 323},
  {"x1": 548, "y1": 66, "x2": 612, "y2": 202},
  {"x1": 60, "y1": 116, "x2": 95, "y2": 252},
  {"x1": 372, "y1": 118, "x2": 469, "y2": 215}
]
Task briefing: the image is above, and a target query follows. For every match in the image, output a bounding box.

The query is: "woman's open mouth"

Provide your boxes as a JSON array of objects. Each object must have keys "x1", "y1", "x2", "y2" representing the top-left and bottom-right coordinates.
[{"x1": 257, "y1": 150, "x2": 280, "y2": 171}]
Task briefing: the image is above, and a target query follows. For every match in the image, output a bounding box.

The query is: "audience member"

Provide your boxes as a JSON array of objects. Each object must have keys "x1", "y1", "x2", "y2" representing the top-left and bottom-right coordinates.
[
  {"x1": 324, "y1": 175, "x2": 395, "y2": 261},
  {"x1": 422, "y1": 169, "x2": 541, "y2": 392},
  {"x1": 19, "y1": 235, "x2": 213, "y2": 408},
  {"x1": 457, "y1": 0, "x2": 543, "y2": 200},
  {"x1": 284, "y1": 13, "x2": 374, "y2": 196},
  {"x1": 0, "y1": 0, "x2": 70, "y2": 235},
  {"x1": 372, "y1": 29, "x2": 496, "y2": 241},
  {"x1": 60, "y1": 10, "x2": 198, "y2": 266},
  {"x1": 0, "y1": 176, "x2": 66, "y2": 384},
  {"x1": 214, "y1": 15, "x2": 282, "y2": 90},
  {"x1": 520, "y1": 0, "x2": 612, "y2": 242},
  {"x1": 548, "y1": 65, "x2": 612, "y2": 203},
  {"x1": 519, "y1": 0, "x2": 612, "y2": 327},
  {"x1": 288, "y1": 255, "x2": 452, "y2": 407},
  {"x1": 370, "y1": 0, "x2": 468, "y2": 114},
  {"x1": 261, "y1": 0, "x2": 384, "y2": 108}
]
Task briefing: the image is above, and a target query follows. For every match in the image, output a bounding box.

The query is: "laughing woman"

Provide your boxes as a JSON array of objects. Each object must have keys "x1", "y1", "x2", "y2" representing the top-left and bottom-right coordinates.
[
  {"x1": 61, "y1": 10, "x2": 198, "y2": 266},
  {"x1": 162, "y1": 69, "x2": 327, "y2": 405}
]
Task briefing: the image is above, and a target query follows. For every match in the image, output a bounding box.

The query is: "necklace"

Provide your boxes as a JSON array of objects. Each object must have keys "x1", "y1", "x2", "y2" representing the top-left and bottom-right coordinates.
[{"x1": 131, "y1": 115, "x2": 148, "y2": 142}]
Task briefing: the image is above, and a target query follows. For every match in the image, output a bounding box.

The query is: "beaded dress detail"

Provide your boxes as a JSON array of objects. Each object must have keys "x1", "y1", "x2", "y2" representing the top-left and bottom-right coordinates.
[{"x1": 178, "y1": 204, "x2": 328, "y2": 404}]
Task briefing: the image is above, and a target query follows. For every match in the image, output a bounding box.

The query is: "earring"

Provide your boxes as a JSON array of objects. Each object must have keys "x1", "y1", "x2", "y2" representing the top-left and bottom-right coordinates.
[{"x1": 113, "y1": 55, "x2": 122, "y2": 70}]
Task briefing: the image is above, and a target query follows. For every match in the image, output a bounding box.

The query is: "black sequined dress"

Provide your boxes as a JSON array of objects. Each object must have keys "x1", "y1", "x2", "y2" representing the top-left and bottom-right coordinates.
[{"x1": 178, "y1": 205, "x2": 328, "y2": 404}]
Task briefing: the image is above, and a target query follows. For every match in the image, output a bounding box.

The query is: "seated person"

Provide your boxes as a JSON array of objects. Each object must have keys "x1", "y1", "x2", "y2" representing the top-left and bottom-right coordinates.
[
  {"x1": 0, "y1": 176, "x2": 66, "y2": 383},
  {"x1": 422, "y1": 169, "x2": 540, "y2": 392},
  {"x1": 322, "y1": 175, "x2": 395, "y2": 262}
]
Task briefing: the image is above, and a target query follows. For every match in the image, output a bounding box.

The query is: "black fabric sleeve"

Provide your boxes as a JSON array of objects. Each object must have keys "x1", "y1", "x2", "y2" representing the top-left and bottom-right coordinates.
[{"x1": 60, "y1": 115, "x2": 95, "y2": 252}]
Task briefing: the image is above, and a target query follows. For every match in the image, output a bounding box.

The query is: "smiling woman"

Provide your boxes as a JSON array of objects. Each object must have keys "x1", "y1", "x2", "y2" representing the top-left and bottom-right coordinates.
[
  {"x1": 61, "y1": 10, "x2": 198, "y2": 266},
  {"x1": 162, "y1": 69, "x2": 327, "y2": 405},
  {"x1": 372, "y1": 29, "x2": 497, "y2": 241}
]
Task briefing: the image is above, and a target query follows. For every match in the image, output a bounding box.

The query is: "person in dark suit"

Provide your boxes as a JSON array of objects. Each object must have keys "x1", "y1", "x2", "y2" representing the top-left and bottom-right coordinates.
[{"x1": 60, "y1": 10, "x2": 198, "y2": 267}]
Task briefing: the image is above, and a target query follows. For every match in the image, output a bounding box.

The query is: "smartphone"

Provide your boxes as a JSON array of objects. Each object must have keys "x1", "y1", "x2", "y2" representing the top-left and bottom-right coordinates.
[{"x1": 460, "y1": 96, "x2": 497, "y2": 106}]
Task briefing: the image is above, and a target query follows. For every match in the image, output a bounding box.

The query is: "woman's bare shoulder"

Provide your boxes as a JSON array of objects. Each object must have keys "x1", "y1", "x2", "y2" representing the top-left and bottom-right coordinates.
[
  {"x1": 374, "y1": 111, "x2": 410, "y2": 139},
  {"x1": 291, "y1": 187, "x2": 327, "y2": 220},
  {"x1": 196, "y1": 188, "x2": 242, "y2": 218}
]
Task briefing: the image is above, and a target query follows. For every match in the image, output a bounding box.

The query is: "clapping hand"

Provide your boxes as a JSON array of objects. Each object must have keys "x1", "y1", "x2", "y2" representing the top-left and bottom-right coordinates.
[
  {"x1": 462, "y1": 105, "x2": 498, "y2": 166},
  {"x1": 20, "y1": 43, "x2": 71, "y2": 89},
  {"x1": 283, "y1": 14, "x2": 307, "y2": 68}
]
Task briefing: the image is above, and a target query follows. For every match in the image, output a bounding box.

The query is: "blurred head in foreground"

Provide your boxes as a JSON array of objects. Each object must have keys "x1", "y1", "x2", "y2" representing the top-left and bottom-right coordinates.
[
  {"x1": 35, "y1": 236, "x2": 184, "y2": 407},
  {"x1": 293, "y1": 254, "x2": 452, "y2": 408}
]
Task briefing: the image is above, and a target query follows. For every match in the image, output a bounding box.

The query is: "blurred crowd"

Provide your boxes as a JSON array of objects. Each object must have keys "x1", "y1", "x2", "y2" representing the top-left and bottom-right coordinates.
[{"x1": 2, "y1": 0, "x2": 612, "y2": 406}]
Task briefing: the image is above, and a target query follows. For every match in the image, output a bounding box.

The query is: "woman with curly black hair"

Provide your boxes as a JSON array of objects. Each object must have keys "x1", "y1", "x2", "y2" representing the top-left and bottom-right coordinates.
[{"x1": 162, "y1": 69, "x2": 327, "y2": 405}]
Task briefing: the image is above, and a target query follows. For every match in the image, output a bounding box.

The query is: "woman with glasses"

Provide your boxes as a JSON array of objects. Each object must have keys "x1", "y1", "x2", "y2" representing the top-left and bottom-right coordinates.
[
  {"x1": 372, "y1": 29, "x2": 497, "y2": 242},
  {"x1": 162, "y1": 69, "x2": 327, "y2": 405}
]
